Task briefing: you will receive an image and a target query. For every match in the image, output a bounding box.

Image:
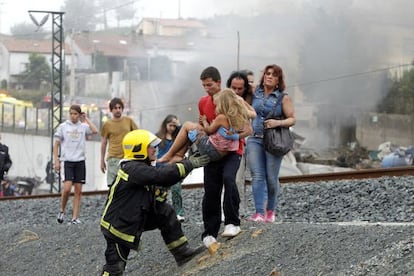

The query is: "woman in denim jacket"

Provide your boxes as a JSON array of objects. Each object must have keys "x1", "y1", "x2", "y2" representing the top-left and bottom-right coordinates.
[{"x1": 246, "y1": 64, "x2": 296, "y2": 223}]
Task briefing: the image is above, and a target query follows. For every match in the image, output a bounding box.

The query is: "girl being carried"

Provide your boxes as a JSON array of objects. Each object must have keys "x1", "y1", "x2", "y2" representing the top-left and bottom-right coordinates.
[{"x1": 157, "y1": 88, "x2": 252, "y2": 164}]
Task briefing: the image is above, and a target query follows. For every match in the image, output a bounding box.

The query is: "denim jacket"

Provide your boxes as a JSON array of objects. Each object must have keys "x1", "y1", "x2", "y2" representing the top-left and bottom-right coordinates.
[{"x1": 251, "y1": 87, "x2": 283, "y2": 137}]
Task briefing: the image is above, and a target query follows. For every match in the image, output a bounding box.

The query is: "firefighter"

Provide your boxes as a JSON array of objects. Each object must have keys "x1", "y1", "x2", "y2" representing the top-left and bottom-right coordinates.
[{"x1": 101, "y1": 129, "x2": 210, "y2": 275}]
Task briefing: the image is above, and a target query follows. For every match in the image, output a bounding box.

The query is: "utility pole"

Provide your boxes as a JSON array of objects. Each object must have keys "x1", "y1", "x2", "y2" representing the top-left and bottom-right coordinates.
[
  {"x1": 70, "y1": 31, "x2": 76, "y2": 97},
  {"x1": 29, "y1": 10, "x2": 65, "y2": 193}
]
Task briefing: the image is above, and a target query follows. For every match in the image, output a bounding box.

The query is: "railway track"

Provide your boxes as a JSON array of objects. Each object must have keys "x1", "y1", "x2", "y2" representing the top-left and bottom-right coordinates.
[{"x1": 1, "y1": 166, "x2": 413, "y2": 201}]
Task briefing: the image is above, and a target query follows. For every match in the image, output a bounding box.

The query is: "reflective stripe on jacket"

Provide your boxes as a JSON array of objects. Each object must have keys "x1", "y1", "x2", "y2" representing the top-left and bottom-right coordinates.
[{"x1": 100, "y1": 159, "x2": 193, "y2": 249}]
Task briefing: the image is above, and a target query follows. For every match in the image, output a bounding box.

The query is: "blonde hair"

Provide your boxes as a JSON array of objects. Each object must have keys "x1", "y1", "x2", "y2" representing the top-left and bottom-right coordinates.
[{"x1": 213, "y1": 88, "x2": 250, "y2": 131}]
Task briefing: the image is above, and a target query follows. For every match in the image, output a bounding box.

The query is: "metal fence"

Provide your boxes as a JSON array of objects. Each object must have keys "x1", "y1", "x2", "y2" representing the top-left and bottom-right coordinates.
[{"x1": 0, "y1": 103, "x2": 103, "y2": 140}]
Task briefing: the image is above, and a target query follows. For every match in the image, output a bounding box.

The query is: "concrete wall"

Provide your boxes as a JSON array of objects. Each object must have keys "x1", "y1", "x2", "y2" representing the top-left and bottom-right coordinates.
[
  {"x1": 356, "y1": 112, "x2": 414, "y2": 150},
  {"x1": 3, "y1": 132, "x2": 106, "y2": 191}
]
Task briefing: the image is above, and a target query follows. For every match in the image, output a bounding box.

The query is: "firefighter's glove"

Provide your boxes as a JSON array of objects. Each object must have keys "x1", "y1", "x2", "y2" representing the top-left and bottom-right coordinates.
[
  {"x1": 155, "y1": 187, "x2": 169, "y2": 202},
  {"x1": 188, "y1": 154, "x2": 210, "y2": 169}
]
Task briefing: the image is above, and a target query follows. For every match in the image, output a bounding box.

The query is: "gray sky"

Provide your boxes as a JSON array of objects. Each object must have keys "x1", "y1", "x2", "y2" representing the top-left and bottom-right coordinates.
[
  {"x1": 0, "y1": 0, "x2": 264, "y2": 34},
  {"x1": 0, "y1": 0, "x2": 62, "y2": 33},
  {"x1": 2, "y1": 0, "x2": 414, "y2": 149}
]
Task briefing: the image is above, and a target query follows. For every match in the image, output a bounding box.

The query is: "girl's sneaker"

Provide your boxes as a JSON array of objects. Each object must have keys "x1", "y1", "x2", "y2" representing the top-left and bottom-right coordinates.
[
  {"x1": 265, "y1": 210, "x2": 275, "y2": 223},
  {"x1": 249, "y1": 213, "x2": 265, "y2": 222},
  {"x1": 71, "y1": 218, "x2": 82, "y2": 224},
  {"x1": 57, "y1": 212, "x2": 64, "y2": 224}
]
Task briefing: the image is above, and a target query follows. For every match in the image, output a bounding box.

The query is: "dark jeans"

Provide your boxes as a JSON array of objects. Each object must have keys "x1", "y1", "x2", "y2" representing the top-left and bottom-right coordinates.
[{"x1": 202, "y1": 152, "x2": 241, "y2": 239}]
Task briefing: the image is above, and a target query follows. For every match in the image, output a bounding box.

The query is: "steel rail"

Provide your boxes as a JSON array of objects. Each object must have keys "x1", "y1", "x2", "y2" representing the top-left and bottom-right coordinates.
[{"x1": 1, "y1": 166, "x2": 413, "y2": 201}]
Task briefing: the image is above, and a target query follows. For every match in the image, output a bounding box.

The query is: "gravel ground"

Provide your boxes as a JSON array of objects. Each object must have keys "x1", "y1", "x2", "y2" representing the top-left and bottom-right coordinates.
[{"x1": 0, "y1": 176, "x2": 413, "y2": 276}]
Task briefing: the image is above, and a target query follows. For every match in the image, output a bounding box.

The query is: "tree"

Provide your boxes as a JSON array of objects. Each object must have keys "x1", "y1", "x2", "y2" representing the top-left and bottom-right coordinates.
[
  {"x1": 19, "y1": 53, "x2": 51, "y2": 89},
  {"x1": 10, "y1": 23, "x2": 48, "y2": 39},
  {"x1": 62, "y1": 0, "x2": 136, "y2": 31},
  {"x1": 114, "y1": 0, "x2": 137, "y2": 28},
  {"x1": 378, "y1": 68, "x2": 414, "y2": 115},
  {"x1": 61, "y1": 0, "x2": 97, "y2": 31},
  {"x1": 97, "y1": 0, "x2": 137, "y2": 29}
]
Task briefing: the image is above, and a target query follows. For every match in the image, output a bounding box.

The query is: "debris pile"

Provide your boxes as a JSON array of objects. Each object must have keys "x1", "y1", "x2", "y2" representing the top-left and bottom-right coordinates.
[{"x1": 295, "y1": 143, "x2": 371, "y2": 169}]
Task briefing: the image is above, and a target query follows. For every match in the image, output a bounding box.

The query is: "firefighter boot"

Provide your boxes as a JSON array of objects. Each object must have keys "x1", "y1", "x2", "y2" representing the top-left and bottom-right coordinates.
[
  {"x1": 171, "y1": 243, "x2": 205, "y2": 266},
  {"x1": 102, "y1": 262, "x2": 125, "y2": 276}
]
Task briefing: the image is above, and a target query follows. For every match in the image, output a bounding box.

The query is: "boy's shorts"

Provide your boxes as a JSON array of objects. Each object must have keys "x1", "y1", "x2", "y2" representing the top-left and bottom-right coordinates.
[{"x1": 62, "y1": 160, "x2": 86, "y2": 184}]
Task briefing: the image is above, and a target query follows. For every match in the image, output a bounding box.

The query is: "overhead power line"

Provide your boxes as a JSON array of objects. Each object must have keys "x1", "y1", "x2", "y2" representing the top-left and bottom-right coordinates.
[
  {"x1": 288, "y1": 63, "x2": 413, "y2": 89},
  {"x1": 101, "y1": 0, "x2": 141, "y2": 13}
]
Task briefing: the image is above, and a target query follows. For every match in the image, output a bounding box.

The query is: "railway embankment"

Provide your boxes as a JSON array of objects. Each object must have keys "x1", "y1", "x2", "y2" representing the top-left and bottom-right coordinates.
[{"x1": 0, "y1": 175, "x2": 413, "y2": 275}]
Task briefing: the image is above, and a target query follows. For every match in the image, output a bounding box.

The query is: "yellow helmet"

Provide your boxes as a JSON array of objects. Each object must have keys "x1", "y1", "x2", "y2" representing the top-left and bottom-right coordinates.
[{"x1": 122, "y1": 129, "x2": 161, "y2": 160}]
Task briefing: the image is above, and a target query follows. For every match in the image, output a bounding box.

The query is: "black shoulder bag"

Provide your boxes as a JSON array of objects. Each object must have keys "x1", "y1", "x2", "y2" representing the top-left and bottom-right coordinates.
[{"x1": 263, "y1": 93, "x2": 294, "y2": 157}]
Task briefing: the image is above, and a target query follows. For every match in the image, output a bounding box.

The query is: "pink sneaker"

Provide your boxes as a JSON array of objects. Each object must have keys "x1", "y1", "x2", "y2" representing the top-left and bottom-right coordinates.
[
  {"x1": 265, "y1": 210, "x2": 275, "y2": 223},
  {"x1": 249, "y1": 213, "x2": 265, "y2": 222}
]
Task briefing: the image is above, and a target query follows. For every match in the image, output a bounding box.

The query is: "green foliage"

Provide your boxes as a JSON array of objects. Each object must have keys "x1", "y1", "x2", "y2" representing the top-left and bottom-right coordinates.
[
  {"x1": 378, "y1": 68, "x2": 414, "y2": 114},
  {"x1": 18, "y1": 53, "x2": 51, "y2": 89},
  {"x1": 8, "y1": 89, "x2": 47, "y2": 106}
]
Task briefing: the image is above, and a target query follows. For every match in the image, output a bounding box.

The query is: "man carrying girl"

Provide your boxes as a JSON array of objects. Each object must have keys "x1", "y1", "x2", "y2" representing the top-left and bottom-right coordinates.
[{"x1": 157, "y1": 88, "x2": 252, "y2": 164}]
